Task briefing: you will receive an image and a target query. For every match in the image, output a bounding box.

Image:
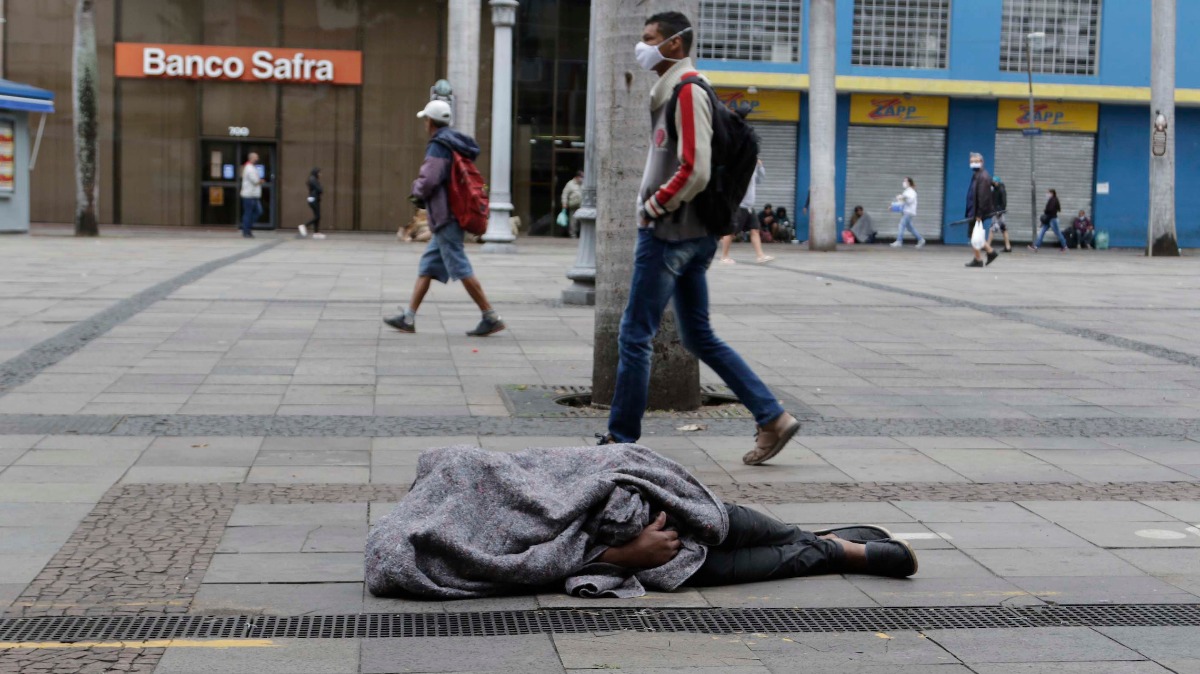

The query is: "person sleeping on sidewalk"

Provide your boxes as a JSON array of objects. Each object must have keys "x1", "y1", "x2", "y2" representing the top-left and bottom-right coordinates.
[{"x1": 365, "y1": 443, "x2": 916, "y2": 600}]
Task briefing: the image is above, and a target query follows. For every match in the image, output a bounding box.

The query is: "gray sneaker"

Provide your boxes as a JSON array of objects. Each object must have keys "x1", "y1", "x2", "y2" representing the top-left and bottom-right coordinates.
[
  {"x1": 466, "y1": 315, "x2": 506, "y2": 337},
  {"x1": 383, "y1": 314, "x2": 415, "y2": 333}
]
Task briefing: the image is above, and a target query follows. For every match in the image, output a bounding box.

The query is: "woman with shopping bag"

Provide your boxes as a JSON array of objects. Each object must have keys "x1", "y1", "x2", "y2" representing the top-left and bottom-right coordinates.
[{"x1": 889, "y1": 177, "x2": 925, "y2": 248}]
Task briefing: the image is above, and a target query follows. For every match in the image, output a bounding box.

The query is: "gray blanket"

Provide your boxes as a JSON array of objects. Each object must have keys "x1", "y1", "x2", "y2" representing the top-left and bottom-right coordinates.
[{"x1": 365, "y1": 444, "x2": 728, "y2": 599}]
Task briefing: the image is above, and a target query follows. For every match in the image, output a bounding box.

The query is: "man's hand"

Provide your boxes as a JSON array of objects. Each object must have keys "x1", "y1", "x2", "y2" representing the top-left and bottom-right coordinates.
[
  {"x1": 598, "y1": 512, "x2": 682, "y2": 569},
  {"x1": 641, "y1": 215, "x2": 651, "y2": 227}
]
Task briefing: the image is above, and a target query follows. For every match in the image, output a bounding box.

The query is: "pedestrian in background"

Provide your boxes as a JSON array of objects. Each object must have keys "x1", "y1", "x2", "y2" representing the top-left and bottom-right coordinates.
[
  {"x1": 1067, "y1": 209, "x2": 1095, "y2": 249},
  {"x1": 1029, "y1": 188, "x2": 1066, "y2": 253},
  {"x1": 239, "y1": 152, "x2": 263, "y2": 239},
  {"x1": 988, "y1": 176, "x2": 1012, "y2": 253},
  {"x1": 964, "y1": 152, "x2": 998, "y2": 268},
  {"x1": 383, "y1": 100, "x2": 505, "y2": 337},
  {"x1": 890, "y1": 177, "x2": 925, "y2": 248},
  {"x1": 561, "y1": 170, "x2": 584, "y2": 238},
  {"x1": 719, "y1": 157, "x2": 769, "y2": 264},
  {"x1": 298, "y1": 167, "x2": 324, "y2": 239}
]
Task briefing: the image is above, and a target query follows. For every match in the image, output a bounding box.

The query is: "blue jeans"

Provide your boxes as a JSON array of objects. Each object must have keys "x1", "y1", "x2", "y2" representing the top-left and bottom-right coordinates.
[
  {"x1": 896, "y1": 213, "x2": 922, "y2": 242},
  {"x1": 240, "y1": 197, "x2": 262, "y2": 235},
  {"x1": 607, "y1": 230, "x2": 785, "y2": 443},
  {"x1": 1034, "y1": 218, "x2": 1065, "y2": 249},
  {"x1": 418, "y1": 223, "x2": 475, "y2": 283}
]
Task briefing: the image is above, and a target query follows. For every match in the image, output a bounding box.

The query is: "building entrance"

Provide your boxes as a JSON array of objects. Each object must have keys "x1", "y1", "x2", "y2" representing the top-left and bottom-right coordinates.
[{"x1": 200, "y1": 140, "x2": 277, "y2": 229}]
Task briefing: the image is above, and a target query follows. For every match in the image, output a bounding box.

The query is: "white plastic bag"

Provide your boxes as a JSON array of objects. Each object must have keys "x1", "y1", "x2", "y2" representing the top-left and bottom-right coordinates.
[{"x1": 970, "y1": 220, "x2": 986, "y2": 250}]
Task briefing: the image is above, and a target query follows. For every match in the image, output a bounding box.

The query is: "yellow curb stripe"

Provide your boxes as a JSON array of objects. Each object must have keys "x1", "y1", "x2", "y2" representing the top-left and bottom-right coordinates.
[{"x1": 0, "y1": 639, "x2": 277, "y2": 650}]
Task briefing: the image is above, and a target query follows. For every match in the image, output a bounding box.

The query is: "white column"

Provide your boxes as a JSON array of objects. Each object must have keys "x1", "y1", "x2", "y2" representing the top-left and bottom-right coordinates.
[
  {"x1": 807, "y1": 0, "x2": 837, "y2": 251},
  {"x1": 481, "y1": 0, "x2": 518, "y2": 253},
  {"x1": 447, "y1": 0, "x2": 481, "y2": 137},
  {"x1": 561, "y1": 0, "x2": 598, "y2": 305}
]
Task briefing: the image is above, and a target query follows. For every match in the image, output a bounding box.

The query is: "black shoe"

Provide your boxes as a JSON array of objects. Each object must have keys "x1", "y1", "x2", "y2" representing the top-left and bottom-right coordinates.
[
  {"x1": 467, "y1": 315, "x2": 506, "y2": 337},
  {"x1": 242, "y1": 232, "x2": 254, "y2": 238},
  {"x1": 383, "y1": 314, "x2": 415, "y2": 333},
  {"x1": 1003, "y1": 247, "x2": 1013, "y2": 253},
  {"x1": 595, "y1": 433, "x2": 616, "y2": 446},
  {"x1": 965, "y1": 259, "x2": 983, "y2": 268},
  {"x1": 865, "y1": 539, "x2": 919, "y2": 578},
  {"x1": 813, "y1": 525, "x2": 892, "y2": 543},
  {"x1": 986, "y1": 251, "x2": 998, "y2": 266}
]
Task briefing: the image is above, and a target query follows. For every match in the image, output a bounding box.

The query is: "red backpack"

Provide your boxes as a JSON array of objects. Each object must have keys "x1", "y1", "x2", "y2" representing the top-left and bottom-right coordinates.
[{"x1": 437, "y1": 144, "x2": 489, "y2": 236}]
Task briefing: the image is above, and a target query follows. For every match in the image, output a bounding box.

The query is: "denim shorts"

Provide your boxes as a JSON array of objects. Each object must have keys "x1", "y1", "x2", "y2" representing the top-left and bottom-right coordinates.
[{"x1": 418, "y1": 223, "x2": 474, "y2": 283}]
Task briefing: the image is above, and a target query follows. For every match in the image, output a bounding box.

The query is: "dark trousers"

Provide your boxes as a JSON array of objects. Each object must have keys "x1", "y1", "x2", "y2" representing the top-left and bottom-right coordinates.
[
  {"x1": 687, "y1": 503, "x2": 844, "y2": 586},
  {"x1": 240, "y1": 197, "x2": 261, "y2": 235},
  {"x1": 305, "y1": 201, "x2": 321, "y2": 232}
]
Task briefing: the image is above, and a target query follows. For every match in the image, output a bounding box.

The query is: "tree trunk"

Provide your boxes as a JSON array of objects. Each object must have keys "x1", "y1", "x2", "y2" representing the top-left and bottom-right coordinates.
[
  {"x1": 1148, "y1": 0, "x2": 1178, "y2": 256},
  {"x1": 591, "y1": 0, "x2": 701, "y2": 412},
  {"x1": 73, "y1": 0, "x2": 99, "y2": 237},
  {"x1": 807, "y1": 0, "x2": 837, "y2": 251}
]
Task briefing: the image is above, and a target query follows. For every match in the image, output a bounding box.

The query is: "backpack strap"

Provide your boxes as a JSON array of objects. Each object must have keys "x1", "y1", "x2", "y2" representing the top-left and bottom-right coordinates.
[{"x1": 664, "y1": 73, "x2": 715, "y2": 144}]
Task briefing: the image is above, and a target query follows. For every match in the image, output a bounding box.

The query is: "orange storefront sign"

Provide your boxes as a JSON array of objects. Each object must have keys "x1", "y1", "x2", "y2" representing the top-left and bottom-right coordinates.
[{"x1": 115, "y1": 43, "x2": 362, "y2": 85}]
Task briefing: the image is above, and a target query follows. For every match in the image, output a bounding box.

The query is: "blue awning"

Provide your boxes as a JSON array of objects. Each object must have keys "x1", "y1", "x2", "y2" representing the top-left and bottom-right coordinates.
[{"x1": 0, "y1": 79, "x2": 54, "y2": 114}]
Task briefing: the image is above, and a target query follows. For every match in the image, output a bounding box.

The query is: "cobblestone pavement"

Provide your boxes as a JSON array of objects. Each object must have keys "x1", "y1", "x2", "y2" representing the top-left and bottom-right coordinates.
[{"x1": 2, "y1": 231, "x2": 1200, "y2": 672}]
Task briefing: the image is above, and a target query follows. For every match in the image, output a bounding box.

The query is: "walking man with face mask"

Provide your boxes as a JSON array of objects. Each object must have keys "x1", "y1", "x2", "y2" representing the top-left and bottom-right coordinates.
[
  {"x1": 597, "y1": 12, "x2": 802, "y2": 467},
  {"x1": 965, "y1": 152, "x2": 999, "y2": 268}
]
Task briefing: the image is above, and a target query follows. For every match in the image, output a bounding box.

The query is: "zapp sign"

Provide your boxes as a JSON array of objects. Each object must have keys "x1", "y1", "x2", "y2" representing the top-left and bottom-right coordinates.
[
  {"x1": 115, "y1": 43, "x2": 362, "y2": 85},
  {"x1": 849, "y1": 94, "x2": 949, "y2": 127},
  {"x1": 714, "y1": 89, "x2": 800, "y2": 123},
  {"x1": 997, "y1": 100, "x2": 1098, "y2": 133}
]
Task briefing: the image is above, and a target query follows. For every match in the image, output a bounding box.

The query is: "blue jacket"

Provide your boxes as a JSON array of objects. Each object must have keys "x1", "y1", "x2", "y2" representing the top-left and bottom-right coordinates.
[{"x1": 412, "y1": 127, "x2": 481, "y2": 231}]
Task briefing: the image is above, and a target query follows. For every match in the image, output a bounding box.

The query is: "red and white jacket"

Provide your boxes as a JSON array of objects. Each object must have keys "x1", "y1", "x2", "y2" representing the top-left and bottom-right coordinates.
[{"x1": 638, "y1": 58, "x2": 714, "y2": 241}]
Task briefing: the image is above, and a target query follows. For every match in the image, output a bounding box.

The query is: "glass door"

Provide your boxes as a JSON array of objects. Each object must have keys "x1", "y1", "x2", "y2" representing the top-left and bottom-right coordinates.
[{"x1": 200, "y1": 140, "x2": 277, "y2": 229}]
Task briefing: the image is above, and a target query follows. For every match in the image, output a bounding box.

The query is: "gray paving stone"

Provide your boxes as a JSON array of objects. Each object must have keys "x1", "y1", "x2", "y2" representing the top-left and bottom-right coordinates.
[
  {"x1": 191, "y1": 582, "x2": 367, "y2": 616},
  {"x1": 0, "y1": 482, "x2": 111, "y2": 502},
  {"x1": 1141, "y1": 501, "x2": 1200, "y2": 521},
  {"x1": 361, "y1": 635, "x2": 564, "y2": 674},
  {"x1": 254, "y1": 449, "x2": 370, "y2": 466},
  {"x1": 0, "y1": 552, "x2": 53, "y2": 583},
  {"x1": 247, "y1": 466, "x2": 370, "y2": 483},
  {"x1": 0, "y1": 464, "x2": 128, "y2": 484},
  {"x1": 971, "y1": 662, "x2": 1174, "y2": 673},
  {"x1": 967, "y1": 547, "x2": 1146, "y2": 577},
  {"x1": 1112, "y1": 549, "x2": 1200, "y2": 575},
  {"x1": 698, "y1": 576, "x2": 876, "y2": 608},
  {"x1": 121, "y1": 466, "x2": 249, "y2": 483},
  {"x1": 849, "y1": 576, "x2": 1036, "y2": 607},
  {"x1": 925, "y1": 627, "x2": 1143, "y2": 664},
  {"x1": 1010, "y1": 575, "x2": 1199, "y2": 604},
  {"x1": 928, "y1": 522, "x2": 1090, "y2": 549},
  {"x1": 0, "y1": 502, "x2": 94, "y2": 527},
  {"x1": 1095, "y1": 627, "x2": 1200, "y2": 662},
  {"x1": 538, "y1": 587, "x2": 710, "y2": 609},
  {"x1": 154, "y1": 638, "x2": 361, "y2": 674},
  {"x1": 1018, "y1": 501, "x2": 1178, "y2": 522},
  {"x1": 554, "y1": 632, "x2": 759, "y2": 670},
  {"x1": 1055, "y1": 521, "x2": 1200, "y2": 548},
  {"x1": 893, "y1": 501, "x2": 1047, "y2": 523},
  {"x1": 747, "y1": 631, "x2": 962, "y2": 669},
  {"x1": 230, "y1": 503, "x2": 367, "y2": 526},
  {"x1": 204, "y1": 552, "x2": 363, "y2": 583}
]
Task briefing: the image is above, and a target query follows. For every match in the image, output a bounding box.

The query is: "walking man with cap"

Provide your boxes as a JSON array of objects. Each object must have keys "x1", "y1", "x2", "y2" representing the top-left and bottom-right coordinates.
[{"x1": 383, "y1": 100, "x2": 505, "y2": 337}]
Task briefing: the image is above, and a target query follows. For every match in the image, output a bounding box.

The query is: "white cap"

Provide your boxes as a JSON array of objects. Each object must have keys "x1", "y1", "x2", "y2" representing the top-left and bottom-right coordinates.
[{"x1": 417, "y1": 100, "x2": 452, "y2": 124}]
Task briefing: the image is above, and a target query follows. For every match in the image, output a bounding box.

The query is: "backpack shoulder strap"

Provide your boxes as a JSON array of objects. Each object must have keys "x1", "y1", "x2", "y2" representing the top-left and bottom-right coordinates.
[{"x1": 665, "y1": 73, "x2": 714, "y2": 143}]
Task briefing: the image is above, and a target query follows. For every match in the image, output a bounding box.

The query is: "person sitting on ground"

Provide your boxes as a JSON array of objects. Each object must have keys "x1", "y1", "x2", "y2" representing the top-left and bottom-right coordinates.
[
  {"x1": 1068, "y1": 209, "x2": 1095, "y2": 250},
  {"x1": 758, "y1": 203, "x2": 776, "y2": 244},
  {"x1": 848, "y1": 205, "x2": 877, "y2": 244},
  {"x1": 366, "y1": 444, "x2": 918, "y2": 600},
  {"x1": 774, "y1": 207, "x2": 794, "y2": 242}
]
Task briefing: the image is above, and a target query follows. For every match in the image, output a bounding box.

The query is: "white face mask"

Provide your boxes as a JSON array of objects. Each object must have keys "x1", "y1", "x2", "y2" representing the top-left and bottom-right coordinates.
[
  {"x1": 902, "y1": 182, "x2": 908, "y2": 189},
  {"x1": 970, "y1": 162, "x2": 982, "y2": 169},
  {"x1": 635, "y1": 28, "x2": 691, "y2": 71}
]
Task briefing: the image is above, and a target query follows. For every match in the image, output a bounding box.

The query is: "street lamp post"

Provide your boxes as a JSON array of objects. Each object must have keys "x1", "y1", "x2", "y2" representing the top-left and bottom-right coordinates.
[
  {"x1": 481, "y1": 0, "x2": 519, "y2": 253},
  {"x1": 1025, "y1": 31, "x2": 1044, "y2": 243}
]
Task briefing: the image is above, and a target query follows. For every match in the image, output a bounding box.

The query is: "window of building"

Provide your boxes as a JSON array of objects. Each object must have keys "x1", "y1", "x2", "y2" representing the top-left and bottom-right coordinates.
[
  {"x1": 697, "y1": 0, "x2": 801, "y2": 63},
  {"x1": 1000, "y1": 0, "x2": 1101, "y2": 75},
  {"x1": 851, "y1": 0, "x2": 951, "y2": 69}
]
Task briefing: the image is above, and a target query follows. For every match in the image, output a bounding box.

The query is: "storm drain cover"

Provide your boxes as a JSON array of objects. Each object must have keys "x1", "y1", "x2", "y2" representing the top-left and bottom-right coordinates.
[
  {"x1": 4, "y1": 605, "x2": 1200, "y2": 642},
  {"x1": 499, "y1": 384, "x2": 817, "y2": 420}
]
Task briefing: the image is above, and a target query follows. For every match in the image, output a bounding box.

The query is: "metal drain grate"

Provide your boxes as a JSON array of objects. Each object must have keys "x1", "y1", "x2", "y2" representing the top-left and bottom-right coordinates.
[{"x1": 5, "y1": 605, "x2": 1200, "y2": 642}]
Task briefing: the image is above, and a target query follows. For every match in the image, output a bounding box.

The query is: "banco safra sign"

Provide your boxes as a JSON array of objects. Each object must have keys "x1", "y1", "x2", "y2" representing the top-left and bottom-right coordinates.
[{"x1": 115, "y1": 43, "x2": 362, "y2": 85}]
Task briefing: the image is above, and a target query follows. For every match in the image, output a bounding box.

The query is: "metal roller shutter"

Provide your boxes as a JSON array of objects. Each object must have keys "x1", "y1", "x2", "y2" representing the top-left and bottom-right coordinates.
[
  {"x1": 993, "y1": 130, "x2": 1095, "y2": 244},
  {"x1": 845, "y1": 126, "x2": 946, "y2": 241},
  {"x1": 750, "y1": 122, "x2": 798, "y2": 218}
]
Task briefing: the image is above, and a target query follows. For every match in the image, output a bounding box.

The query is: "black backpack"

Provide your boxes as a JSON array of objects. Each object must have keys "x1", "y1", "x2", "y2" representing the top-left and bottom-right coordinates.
[{"x1": 665, "y1": 74, "x2": 760, "y2": 238}]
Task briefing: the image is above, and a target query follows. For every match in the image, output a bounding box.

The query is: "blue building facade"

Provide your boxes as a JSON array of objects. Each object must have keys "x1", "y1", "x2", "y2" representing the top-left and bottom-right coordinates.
[{"x1": 698, "y1": 0, "x2": 1200, "y2": 247}]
